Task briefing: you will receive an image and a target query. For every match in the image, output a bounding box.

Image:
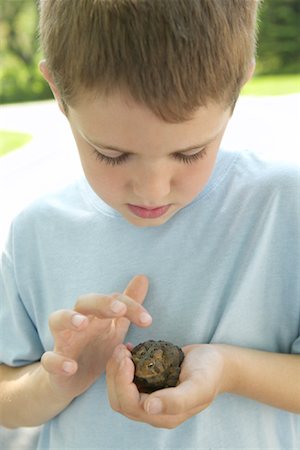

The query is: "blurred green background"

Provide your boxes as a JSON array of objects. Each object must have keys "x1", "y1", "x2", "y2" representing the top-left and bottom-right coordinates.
[
  {"x1": 0, "y1": 0, "x2": 52, "y2": 103},
  {"x1": 0, "y1": 0, "x2": 299, "y2": 104}
]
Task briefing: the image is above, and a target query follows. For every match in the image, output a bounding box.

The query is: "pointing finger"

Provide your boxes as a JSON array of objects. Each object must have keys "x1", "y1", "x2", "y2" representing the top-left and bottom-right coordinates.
[
  {"x1": 74, "y1": 292, "x2": 152, "y2": 327},
  {"x1": 123, "y1": 275, "x2": 149, "y2": 305}
]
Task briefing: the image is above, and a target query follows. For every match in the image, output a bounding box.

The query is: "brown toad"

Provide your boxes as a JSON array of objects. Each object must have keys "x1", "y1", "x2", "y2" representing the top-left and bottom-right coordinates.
[{"x1": 131, "y1": 340, "x2": 184, "y2": 393}]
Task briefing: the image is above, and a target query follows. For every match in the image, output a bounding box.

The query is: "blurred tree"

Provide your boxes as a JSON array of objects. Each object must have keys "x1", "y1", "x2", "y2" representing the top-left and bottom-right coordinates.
[
  {"x1": 3, "y1": 0, "x2": 35, "y2": 66},
  {"x1": 257, "y1": 0, "x2": 300, "y2": 74},
  {"x1": 0, "y1": 0, "x2": 51, "y2": 103}
]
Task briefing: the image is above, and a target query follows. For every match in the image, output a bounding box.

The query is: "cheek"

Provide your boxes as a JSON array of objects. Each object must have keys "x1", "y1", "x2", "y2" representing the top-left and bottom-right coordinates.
[
  {"x1": 177, "y1": 158, "x2": 216, "y2": 196},
  {"x1": 92, "y1": 169, "x2": 123, "y2": 192},
  {"x1": 87, "y1": 165, "x2": 129, "y2": 200}
]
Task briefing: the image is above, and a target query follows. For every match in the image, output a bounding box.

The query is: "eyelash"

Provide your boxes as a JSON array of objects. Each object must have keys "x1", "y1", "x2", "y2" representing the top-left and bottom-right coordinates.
[
  {"x1": 175, "y1": 149, "x2": 207, "y2": 164},
  {"x1": 92, "y1": 147, "x2": 207, "y2": 166},
  {"x1": 92, "y1": 150, "x2": 129, "y2": 166}
]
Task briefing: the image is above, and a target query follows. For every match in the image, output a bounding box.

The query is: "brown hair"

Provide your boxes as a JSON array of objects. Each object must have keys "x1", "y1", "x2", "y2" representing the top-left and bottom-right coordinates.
[{"x1": 39, "y1": 0, "x2": 261, "y2": 122}]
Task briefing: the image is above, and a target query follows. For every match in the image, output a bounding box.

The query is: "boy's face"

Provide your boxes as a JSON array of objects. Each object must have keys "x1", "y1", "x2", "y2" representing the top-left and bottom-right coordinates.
[{"x1": 67, "y1": 92, "x2": 231, "y2": 227}]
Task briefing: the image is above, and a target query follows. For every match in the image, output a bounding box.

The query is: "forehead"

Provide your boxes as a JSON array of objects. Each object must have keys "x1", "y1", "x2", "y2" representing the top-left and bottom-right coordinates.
[{"x1": 68, "y1": 91, "x2": 231, "y2": 152}]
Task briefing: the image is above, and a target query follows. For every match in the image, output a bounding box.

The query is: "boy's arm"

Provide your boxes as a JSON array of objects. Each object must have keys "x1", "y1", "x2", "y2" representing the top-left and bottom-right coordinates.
[
  {"x1": 0, "y1": 362, "x2": 73, "y2": 428},
  {"x1": 0, "y1": 275, "x2": 151, "y2": 429},
  {"x1": 219, "y1": 345, "x2": 300, "y2": 413},
  {"x1": 106, "y1": 344, "x2": 300, "y2": 429}
]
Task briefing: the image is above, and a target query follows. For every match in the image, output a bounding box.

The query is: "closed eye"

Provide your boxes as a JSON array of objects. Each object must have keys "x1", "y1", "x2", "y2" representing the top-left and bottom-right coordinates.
[
  {"x1": 92, "y1": 148, "x2": 130, "y2": 166},
  {"x1": 173, "y1": 148, "x2": 207, "y2": 164},
  {"x1": 91, "y1": 147, "x2": 207, "y2": 166}
]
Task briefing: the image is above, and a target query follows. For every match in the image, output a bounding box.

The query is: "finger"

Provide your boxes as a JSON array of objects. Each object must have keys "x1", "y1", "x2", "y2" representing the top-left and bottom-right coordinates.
[
  {"x1": 106, "y1": 345, "x2": 141, "y2": 414},
  {"x1": 41, "y1": 351, "x2": 78, "y2": 376},
  {"x1": 49, "y1": 309, "x2": 88, "y2": 334},
  {"x1": 144, "y1": 378, "x2": 211, "y2": 416},
  {"x1": 106, "y1": 345, "x2": 130, "y2": 411},
  {"x1": 106, "y1": 345, "x2": 124, "y2": 410},
  {"x1": 125, "y1": 342, "x2": 134, "y2": 351},
  {"x1": 75, "y1": 292, "x2": 152, "y2": 327},
  {"x1": 123, "y1": 275, "x2": 149, "y2": 305}
]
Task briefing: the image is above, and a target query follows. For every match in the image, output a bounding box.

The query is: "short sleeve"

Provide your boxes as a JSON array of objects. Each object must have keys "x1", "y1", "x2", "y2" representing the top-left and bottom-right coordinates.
[
  {"x1": 0, "y1": 230, "x2": 44, "y2": 366},
  {"x1": 291, "y1": 335, "x2": 300, "y2": 355}
]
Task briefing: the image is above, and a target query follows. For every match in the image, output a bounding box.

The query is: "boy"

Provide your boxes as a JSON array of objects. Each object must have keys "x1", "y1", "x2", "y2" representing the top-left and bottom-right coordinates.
[{"x1": 0, "y1": 0, "x2": 299, "y2": 448}]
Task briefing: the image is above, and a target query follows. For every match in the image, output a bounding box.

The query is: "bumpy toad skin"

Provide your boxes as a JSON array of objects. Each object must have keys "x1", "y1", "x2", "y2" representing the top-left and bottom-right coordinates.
[{"x1": 131, "y1": 340, "x2": 184, "y2": 393}]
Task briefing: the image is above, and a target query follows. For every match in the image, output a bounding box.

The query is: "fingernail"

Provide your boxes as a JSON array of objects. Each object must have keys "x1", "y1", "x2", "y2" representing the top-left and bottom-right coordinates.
[
  {"x1": 111, "y1": 300, "x2": 126, "y2": 314},
  {"x1": 139, "y1": 312, "x2": 152, "y2": 324},
  {"x1": 72, "y1": 314, "x2": 86, "y2": 327},
  {"x1": 146, "y1": 398, "x2": 163, "y2": 415},
  {"x1": 63, "y1": 361, "x2": 76, "y2": 374}
]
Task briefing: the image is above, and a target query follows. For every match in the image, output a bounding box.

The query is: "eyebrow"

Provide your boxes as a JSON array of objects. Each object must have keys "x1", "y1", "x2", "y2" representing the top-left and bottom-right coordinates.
[{"x1": 82, "y1": 133, "x2": 218, "y2": 154}]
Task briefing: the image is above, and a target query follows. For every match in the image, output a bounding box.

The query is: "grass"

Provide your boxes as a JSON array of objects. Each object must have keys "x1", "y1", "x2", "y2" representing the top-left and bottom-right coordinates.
[
  {"x1": 0, "y1": 130, "x2": 32, "y2": 157},
  {"x1": 241, "y1": 74, "x2": 300, "y2": 96}
]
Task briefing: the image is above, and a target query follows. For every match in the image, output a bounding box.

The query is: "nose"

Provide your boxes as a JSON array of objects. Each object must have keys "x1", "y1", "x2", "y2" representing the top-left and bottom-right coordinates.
[{"x1": 132, "y1": 162, "x2": 171, "y2": 203}]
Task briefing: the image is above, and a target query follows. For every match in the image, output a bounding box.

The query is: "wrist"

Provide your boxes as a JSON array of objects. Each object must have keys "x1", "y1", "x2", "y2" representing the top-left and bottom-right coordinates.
[
  {"x1": 212, "y1": 344, "x2": 241, "y2": 395},
  {"x1": 37, "y1": 364, "x2": 76, "y2": 408},
  {"x1": 0, "y1": 362, "x2": 75, "y2": 428}
]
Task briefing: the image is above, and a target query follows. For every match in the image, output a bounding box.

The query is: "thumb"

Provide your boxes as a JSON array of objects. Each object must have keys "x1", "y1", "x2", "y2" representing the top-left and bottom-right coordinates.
[
  {"x1": 123, "y1": 275, "x2": 149, "y2": 305},
  {"x1": 143, "y1": 379, "x2": 212, "y2": 417}
]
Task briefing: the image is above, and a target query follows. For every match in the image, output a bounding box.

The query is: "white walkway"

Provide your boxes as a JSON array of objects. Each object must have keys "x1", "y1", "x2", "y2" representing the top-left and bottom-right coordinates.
[{"x1": 0, "y1": 100, "x2": 82, "y2": 249}]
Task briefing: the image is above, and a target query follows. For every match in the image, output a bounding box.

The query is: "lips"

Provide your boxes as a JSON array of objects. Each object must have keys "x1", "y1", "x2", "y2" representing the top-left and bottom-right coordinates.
[{"x1": 127, "y1": 204, "x2": 171, "y2": 219}]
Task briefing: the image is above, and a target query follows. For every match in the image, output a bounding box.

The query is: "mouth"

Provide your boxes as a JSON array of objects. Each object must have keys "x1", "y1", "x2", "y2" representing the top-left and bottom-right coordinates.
[{"x1": 127, "y1": 204, "x2": 171, "y2": 219}]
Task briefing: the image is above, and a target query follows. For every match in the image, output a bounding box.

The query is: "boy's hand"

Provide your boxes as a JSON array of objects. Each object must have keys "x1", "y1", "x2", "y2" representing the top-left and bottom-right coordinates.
[
  {"x1": 106, "y1": 343, "x2": 228, "y2": 429},
  {"x1": 41, "y1": 275, "x2": 152, "y2": 401}
]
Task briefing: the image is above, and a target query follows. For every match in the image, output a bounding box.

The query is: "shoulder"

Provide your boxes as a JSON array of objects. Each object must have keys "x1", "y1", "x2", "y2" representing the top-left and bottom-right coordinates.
[
  {"x1": 228, "y1": 149, "x2": 300, "y2": 195},
  {"x1": 8, "y1": 177, "x2": 94, "y2": 248},
  {"x1": 13, "y1": 178, "x2": 86, "y2": 225},
  {"x1": 236, "y1": 149, "x2": 299, "y2": 178},
  {"x1": 212, "y1": 150, "x2": 300, "y2": 230}
]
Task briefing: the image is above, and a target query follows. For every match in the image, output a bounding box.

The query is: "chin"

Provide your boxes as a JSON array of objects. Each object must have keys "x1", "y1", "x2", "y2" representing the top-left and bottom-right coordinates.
[
  {"x1": 124, "y1": 211, "x2": 177, "y2": 228},
  {"x1": 126, "y1": 217, "x2": 166, "y2": 228}
]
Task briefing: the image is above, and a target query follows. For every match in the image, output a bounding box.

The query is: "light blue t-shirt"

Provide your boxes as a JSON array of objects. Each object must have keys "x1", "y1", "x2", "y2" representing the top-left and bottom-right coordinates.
[{"x1": 1, "y1": 149, "x2": 300, "y2": 449}]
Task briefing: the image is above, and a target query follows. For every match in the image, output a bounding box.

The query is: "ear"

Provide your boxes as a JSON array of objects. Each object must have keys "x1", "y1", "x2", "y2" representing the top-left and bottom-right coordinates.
[
  {"x1": 39, "y1": 60, "x2": 66, "y2": 115},
  {"x1": 243, "y1": 59, "x2": 256, "y2": 86}
]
